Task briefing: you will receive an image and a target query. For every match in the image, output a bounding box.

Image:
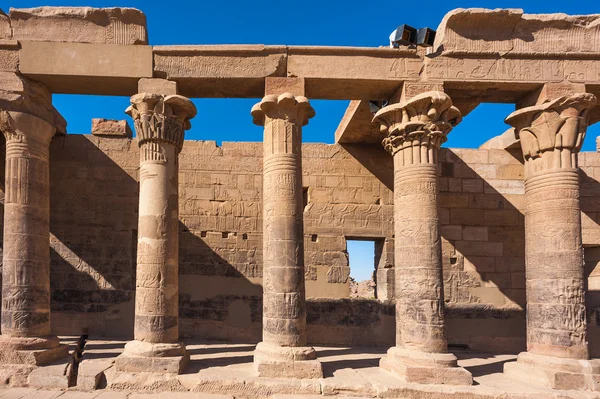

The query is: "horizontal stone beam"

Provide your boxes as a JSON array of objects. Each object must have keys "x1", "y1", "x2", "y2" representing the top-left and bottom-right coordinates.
[
  {"x1": 7, "y1": 43, "x2": 600, "y2": 101},
  {"x1": 19, "y1": 41, "x2": 152, "y2": 96},
  {"x1": 335, "y1": 100, "x2": 382, "y2": 144}
]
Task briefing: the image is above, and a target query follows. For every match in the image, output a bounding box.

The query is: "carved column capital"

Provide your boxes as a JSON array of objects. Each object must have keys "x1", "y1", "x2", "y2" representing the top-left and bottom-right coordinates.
[
  {"x1": 126, "y1": 93, "x2": 196, "y2": 153},
  {"x1": 0, "y1": 72, "x2": 66, "y2": 138},
  {"x1": 0, "y1": 110, "x2": 56, "y2": 145},
  {"x1": 373, "y1": 91, "x2": 461, "y2": 160},
  {"x1": 251, "y1": 93, "x2": 315, "y2": 127},
  {"x1": 506, "y1": 93, "x2": 597, "y2": 174}
]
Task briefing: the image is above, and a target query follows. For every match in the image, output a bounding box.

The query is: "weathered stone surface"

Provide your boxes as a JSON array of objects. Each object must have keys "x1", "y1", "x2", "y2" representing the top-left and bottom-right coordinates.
[
  {"x1": 117, "y1": 91, "x2": 196, "y2": 374},
  {"x1": 252, "y1": 93, "x2": 322, "y2": 378},
  {"x1": 0, "y1": 10, "x2": 11, "y2": 39},
  {"x1": 435, "y1": 8, "x2": 600, "y2": 56},
  {"x1": 0, "y1": 72, "x2": 66, "y2": 133},
  {"x1": 0, "y1": 41, "x2": 19, "y2": 72},
  {"x1": 10, "y1": 7, "x2": 147, "y2": 44},
  {"x1": 479, "y1": 129, "x2": 520, "y2": 150},
  {"x1": 76, "y1": 360, "x2": 114, "y2": 391},
  {"x1": 373, "y1": 91, "x2": 472, "y2": 385},
  {"x1": 502, "y1": 90, "x2": 598, "y2": 389},
  {"x1": 18, "y1": 41, "x2": 152, "y2": 96},
  {"x1": 28, "y1": 358, "x2": 73, "y2": 389},
  {"x1": 91, "y1": 118, "x2": 132, "y2": 138}
]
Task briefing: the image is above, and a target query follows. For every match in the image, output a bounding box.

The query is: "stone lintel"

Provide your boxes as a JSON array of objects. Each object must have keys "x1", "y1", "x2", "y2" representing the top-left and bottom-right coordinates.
[
  {"x1": 138, "y1": 78, "x2": 178, "y2": 95},
  {"x1": 19, "y1": 41, "x2": 152, "y2": 96},
  {"x1": 91, "y1": 118, "x2": 132, "y2": 138},
  {"x1": 265, "y1": 77, "x2": 305, "y2": 97},
  {"x1": 518, "y1": 82, "x2": 587, "y2": 108}
]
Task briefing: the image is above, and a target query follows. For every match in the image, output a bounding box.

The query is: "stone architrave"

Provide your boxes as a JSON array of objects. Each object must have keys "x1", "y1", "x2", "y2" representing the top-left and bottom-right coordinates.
[
  {"x1": 115, "y1": 93, "x2": 196, "y2": 374},
  {"x1": 372, "y1": 91, "x2": 472, "y2": 385},
  {"x1": 0, "y1": 74, "x2": 69, "y2": 367},
  {"x1": 503, "y1": 93, "x2": 600, "y2": 391},
  {"x1": 251, "y1": 93, "x2": 323, "y2": 379}
]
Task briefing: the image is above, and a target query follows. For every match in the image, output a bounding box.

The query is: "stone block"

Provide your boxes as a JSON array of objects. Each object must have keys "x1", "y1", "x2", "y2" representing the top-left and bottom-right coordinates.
[
  {"x1": 462, "y1": 226, "x2": 488, "y2": 241},
  {"x1": 440, "y1": 225, "x2": 462, "y2": 241},
  {"x1": 28, "y1": 358, "x2": 74, "y2": 389},
  {"x1": 0, "y1": 345, "x2": 69, "y2": 366},
  {"x1": 91, "y1": 118, "x2": 132, "y2": 138},
  {"x1": 76, "y1": 360, "x2": 113, "y2": 391},
  {"x1": 379, "y1": 351, "x2": 472, "y2": 385},
  {"x1": 0, "y1": 364, "x2": 35, "y2": 387},
  {"x1": 0, "y1": 42, "x2": 18, "y2": 72},
  {"x1": 0, "y1": 10, "x2": 11, "y2": 39},
  {"x1": 114, "y1": 352, "x2": 189, "y2": 374},
  {"x1": 265, "y1": 77, "x2": 305, "y2": 96},
  {"x1": 483, "y1": 179, "x2": 525, "y2": 195},
  {"x1": 254, "y1": 358, "x2": 323, "y2": 379},
  {"x1": 450, "y1": 209, "x2": 484, "y2": 226},
  {"x1": 455, "y1": 240, "x2": 503, "y2": 257},
  {"x1": 509, "y1": 351, "x2": 600, "y2": 390},
  {"x1": 462, "y1": 178, "x2": 483, "y2": 193},
  {"x1": 10, "y1": 7, "x2": 147, "y2": 44},
  {"x1": 19, "y1": 41, "x2": 153, "y2": 95},
  {"x1": 138, "y1": 78, "x2": 178, "y2": 95}
]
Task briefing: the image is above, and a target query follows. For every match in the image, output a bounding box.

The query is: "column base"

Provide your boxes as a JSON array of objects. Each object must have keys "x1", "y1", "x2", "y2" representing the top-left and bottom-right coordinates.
[
  {"x1": 504, "y1": 352, "x2": 600, "y2": 391},
  {"x1": 380, "y1": 347, "x2": 473, "y2": 385},
  {"x1": 253, "y1": 342, "x2": 323, "y2": 379},
  {"x1": 0, "y1": 335, "x2": 69, "y2": 366},
  {"x1": 115, "y1": 340, "x2": 189, "y2": 374}
]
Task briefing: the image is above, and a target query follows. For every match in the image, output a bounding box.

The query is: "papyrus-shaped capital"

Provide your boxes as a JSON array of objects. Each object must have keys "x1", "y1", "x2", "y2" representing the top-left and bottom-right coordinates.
[
  {"x1": 251, "y1": 93, "x2": 315, "y2": 127},
  {"x1": 373, "y1": 91, "x2": 461, "y2": 156},
  {"x1": 506, "y1": 93, "x2": 597, "y2": 162},
  {"x1": 126, "y1": 93, "x2": 196, "y2": 152}
]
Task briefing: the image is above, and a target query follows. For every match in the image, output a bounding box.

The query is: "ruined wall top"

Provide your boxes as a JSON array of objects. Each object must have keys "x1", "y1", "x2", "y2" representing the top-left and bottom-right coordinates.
[
  {"x1": 434, "y1": 8, "x2": 600, "y2": 56},
  {"x1": 1, "y1": 6, "x2": 147, "y2": 44}
]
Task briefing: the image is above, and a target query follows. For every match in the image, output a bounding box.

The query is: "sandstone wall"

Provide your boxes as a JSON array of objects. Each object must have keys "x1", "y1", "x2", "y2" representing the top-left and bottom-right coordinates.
[{"x1": 8, "y1": 134, "x2": 600, "y2": 352}]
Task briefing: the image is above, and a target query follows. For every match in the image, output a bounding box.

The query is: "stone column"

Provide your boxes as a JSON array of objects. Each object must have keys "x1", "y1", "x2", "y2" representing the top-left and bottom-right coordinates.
[
  {"x1": 251, "y1": 93, "x2": 322, "y2": 378},
  {"x1": 373, "y1": 91, "x2": 472, "y2": 385},
  {"x1": 503, "y1": 93, "x2": 600, "y2": 390},
  {"x1": 0, "y1": 77, "x2": 68, "y2": 367},
  {"x1": 115, "y1": 93, "x2": 196, "y2": 374}
]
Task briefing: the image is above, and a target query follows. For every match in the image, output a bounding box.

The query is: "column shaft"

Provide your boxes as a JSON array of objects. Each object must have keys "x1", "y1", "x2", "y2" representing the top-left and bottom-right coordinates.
[
  {"x1": 135, "y1": 141, "x2": 180, "y2": 344},
  {"x1": 393, "y1": 160, "x2": 446, "y2": 353},
  {"x1": 524, "y1": 169, "x2": 586, "y2": 359},
  {"x1": 262, "y1": 119, "x2": 306, "y2": 347},
  {"x1": 503, "y1": 92, "x2": 600, "y2": 391},
  {"x1": 116, "y1": 92, "x2": 195, "y2": 374},
  {"x1": 2, "y1": 126, "x2": 52, "y2": 338},
  {"x1": 251, "y1": 93, "x2": 321, "y2": 379},
  {"x1": 373, "y1": 90, "x2": 472, "y2": 385}
]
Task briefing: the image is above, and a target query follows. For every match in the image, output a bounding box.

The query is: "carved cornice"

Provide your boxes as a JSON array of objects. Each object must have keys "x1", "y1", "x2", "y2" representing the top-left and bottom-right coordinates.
[
  {"x1": 126, "y1": 93, "x2": 196, "y2": 152},
  {"x1": 251, "y1": 93, "x2": 315, "y2": 127},
  {"x1": 372, "y1": 91, "x2": 461, "y2": 158},
  {"x1": 505, "y1": 93, "x2": 597, "y2": 172}
]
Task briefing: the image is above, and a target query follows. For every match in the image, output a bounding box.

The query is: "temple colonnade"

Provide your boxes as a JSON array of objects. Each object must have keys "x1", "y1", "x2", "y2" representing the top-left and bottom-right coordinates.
[{"x1": 0, "y1": 73, "x2": 599, "y2": 390}]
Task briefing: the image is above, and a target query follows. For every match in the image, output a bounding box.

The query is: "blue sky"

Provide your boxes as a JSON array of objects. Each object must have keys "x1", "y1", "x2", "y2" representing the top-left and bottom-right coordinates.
[{"x1": 4, "y1": 1, "x2": 599, "y2": 281}]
